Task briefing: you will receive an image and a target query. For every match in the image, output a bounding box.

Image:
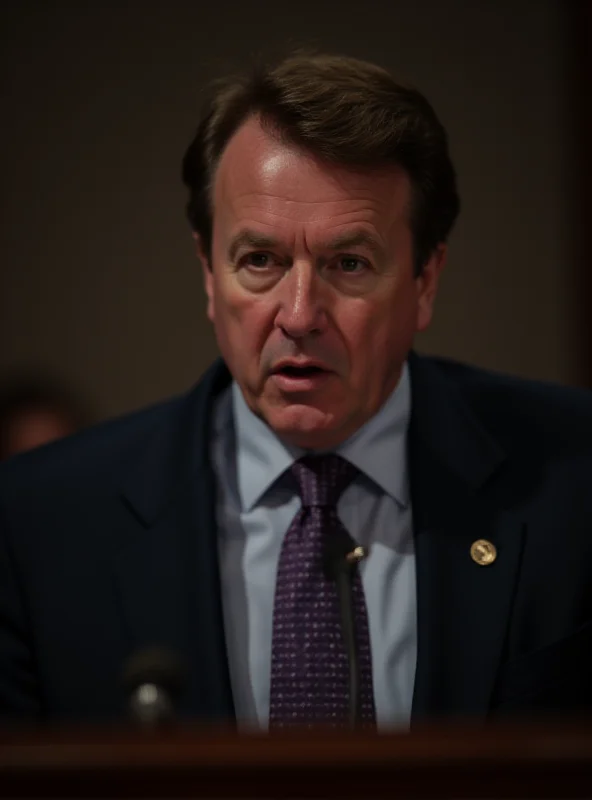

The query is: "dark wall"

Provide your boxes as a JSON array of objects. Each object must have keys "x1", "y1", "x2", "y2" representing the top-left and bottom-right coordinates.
[{"x1": 0, "y1": 0, "x2": 576, "y2": 419}]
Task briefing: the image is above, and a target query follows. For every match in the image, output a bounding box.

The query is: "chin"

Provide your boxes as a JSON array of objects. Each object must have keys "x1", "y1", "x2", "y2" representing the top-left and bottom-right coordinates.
[{"x1": 264, "y1": 404, "x2": 346, "y2": 450}]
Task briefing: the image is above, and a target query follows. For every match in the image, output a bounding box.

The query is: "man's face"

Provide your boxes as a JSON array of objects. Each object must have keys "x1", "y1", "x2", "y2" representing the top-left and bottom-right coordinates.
[{"x1": 199, "y1": 117, "x2": 445, "y2": 450}]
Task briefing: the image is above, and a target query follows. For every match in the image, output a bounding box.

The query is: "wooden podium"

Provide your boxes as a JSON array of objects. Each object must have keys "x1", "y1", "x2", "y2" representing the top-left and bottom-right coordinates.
[{"x1": 2, "y1": 719, "x2": 592, "y2": 798}]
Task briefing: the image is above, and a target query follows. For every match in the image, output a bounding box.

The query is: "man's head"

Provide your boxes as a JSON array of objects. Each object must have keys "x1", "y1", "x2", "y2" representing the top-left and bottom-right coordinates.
[{"x1": 182, "y1": 53, "x2": 460, "y2": 450}]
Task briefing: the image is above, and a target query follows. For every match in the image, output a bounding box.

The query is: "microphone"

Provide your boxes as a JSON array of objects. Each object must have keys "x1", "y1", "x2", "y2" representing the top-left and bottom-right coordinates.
[
  {"x1": 323, "y1": 530, "x2": 368, "y2": 728},
  {"x1": 122, "y1": 647, "x2": 187, "y2": 727}
]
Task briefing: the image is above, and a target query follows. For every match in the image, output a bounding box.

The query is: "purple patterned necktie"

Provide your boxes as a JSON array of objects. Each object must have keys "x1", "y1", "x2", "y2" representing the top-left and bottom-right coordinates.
[{"x1": 269, "y1": 454, "x2": 376, "y2": 728}]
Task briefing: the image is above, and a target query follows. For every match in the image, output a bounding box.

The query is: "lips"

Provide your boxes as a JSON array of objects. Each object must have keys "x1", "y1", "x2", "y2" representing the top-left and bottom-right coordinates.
[
  {"x1": 270, "y1": 360, "x2": 333, "y2": 391},
  {"x1": 271, "y1": 361, "x2": 330, "y2": 378}
]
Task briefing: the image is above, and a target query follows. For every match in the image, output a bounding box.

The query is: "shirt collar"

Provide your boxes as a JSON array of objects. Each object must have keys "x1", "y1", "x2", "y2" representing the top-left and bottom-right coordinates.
[{"x1": 232, "y1": 361, "x2": 411, "y2": 512}]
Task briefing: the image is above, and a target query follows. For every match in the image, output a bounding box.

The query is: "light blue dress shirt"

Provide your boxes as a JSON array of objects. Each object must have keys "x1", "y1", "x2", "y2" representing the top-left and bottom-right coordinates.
[{"x1": 211, "y1": 363, "x2": 416, "y2": 730}]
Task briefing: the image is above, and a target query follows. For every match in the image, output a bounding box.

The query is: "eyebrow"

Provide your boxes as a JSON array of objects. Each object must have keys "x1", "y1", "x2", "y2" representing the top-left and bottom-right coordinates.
[
  {"x1": 228, "y1": 231, "x2": 281, "y2": 261},
  {"x1": 227, "y1": 228, "x2": 386, "y2": 261},
  {"x1": 325, "y1": 231, "x2": 386, "y2": 257}
]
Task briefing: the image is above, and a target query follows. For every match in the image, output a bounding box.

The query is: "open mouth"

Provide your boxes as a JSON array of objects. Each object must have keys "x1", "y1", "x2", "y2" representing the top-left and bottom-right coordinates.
[
  {"x1": 275, "y1": 365, "x2": 327, "y2": 378},
  {"x1": 270, "y1": 364, "x2": 332, "y2": 390}
]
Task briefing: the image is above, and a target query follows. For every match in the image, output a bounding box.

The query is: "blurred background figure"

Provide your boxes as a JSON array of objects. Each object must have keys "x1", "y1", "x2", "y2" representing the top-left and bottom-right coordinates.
[{"x1": 0, "y1": 373, "x2": 90, "y2": 460}]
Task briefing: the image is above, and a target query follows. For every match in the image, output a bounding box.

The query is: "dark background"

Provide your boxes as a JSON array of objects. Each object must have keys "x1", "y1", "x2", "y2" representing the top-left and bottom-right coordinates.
[{"x1": 1, "y1": 0, "x2": 589, "y2": 421}]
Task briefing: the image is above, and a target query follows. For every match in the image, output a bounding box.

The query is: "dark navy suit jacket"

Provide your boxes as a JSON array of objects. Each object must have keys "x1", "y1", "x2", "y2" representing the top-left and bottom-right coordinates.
[{"x1": 1, "y1": 353, "x2": 592, "y2": 723}]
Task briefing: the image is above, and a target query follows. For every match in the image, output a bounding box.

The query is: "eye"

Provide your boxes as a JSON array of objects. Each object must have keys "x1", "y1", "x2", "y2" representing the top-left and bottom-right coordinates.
[
  {"x1": 243, "y1": 252, "x2": 272, "y2": 268},
  {"x1": 337, "y1": 256, "x2": 368, "y2": 274}
]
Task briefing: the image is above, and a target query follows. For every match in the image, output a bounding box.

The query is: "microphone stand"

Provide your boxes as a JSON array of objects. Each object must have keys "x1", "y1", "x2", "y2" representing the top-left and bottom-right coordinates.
[{"x1": 324, "y1": 532, "x2": 367, "y2": 729}]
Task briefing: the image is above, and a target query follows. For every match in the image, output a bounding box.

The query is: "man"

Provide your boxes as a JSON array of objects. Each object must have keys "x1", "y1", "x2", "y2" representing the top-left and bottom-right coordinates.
[{"x1": 1, "y1": 52, "x2": 592, "y2": 728}]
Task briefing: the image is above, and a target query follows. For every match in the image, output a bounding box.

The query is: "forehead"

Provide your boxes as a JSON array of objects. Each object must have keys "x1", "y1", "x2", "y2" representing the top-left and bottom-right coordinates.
[{"x1": 211, "y1": 116, "x2": 412, "y2": 230}]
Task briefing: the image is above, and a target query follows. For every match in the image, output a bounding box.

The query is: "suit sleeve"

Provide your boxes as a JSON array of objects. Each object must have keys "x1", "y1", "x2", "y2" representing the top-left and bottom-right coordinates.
[{"x1": 0, "y1": 501, "x2": 42, "y2": 718}]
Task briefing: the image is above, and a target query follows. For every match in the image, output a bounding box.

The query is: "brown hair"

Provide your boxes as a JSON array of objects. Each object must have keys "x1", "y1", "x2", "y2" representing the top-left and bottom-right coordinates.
[{"x1": 182, "y1": 52, "x2": 460, "y2": 275}]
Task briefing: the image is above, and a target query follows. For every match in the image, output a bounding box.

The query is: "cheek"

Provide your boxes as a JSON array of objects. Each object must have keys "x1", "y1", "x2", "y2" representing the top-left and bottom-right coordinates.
[
  {"x1": 211, "y1": 280, "x2": 274, "y2": 359},
  {"x1": 339, "y1": 291, "x2": 418, "y2": 370}
]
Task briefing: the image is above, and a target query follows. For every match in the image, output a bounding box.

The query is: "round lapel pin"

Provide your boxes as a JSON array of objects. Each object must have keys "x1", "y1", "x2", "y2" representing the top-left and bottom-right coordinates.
[{"x1": 470, "y1": 539, "x2": 497, "y2": 566}]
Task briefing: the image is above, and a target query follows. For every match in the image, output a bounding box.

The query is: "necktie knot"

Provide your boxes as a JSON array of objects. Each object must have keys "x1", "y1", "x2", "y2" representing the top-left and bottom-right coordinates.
[{"x1": 291, "y1": 454, "x2": 358, "y2": 508}]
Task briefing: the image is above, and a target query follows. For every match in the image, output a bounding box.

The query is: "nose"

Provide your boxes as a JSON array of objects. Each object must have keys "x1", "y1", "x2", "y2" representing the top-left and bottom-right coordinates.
[{"x1": 274, "y1": 262, "x2": 327, "y2": 340}]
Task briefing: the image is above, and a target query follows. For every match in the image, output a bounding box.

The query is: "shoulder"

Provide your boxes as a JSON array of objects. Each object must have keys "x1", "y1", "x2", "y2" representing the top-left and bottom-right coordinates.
[
  {"x1": 419, "y1": 354, "x2": 592, "y2": 451},
  {"x1": 0, "y1": 358, "x2": 231, "y2": 507},
  {"x1": 427, "y1": 355, "x2": 592, "y2": 417},
  {"x1": 0, "y1": 395, "x2": 182, "y2": 502}
]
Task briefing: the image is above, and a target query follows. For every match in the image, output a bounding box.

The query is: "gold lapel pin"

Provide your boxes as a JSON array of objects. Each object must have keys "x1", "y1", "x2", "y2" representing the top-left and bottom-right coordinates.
[{"x1": 470, "y1": 539, "x2": 497, "y2": 566}]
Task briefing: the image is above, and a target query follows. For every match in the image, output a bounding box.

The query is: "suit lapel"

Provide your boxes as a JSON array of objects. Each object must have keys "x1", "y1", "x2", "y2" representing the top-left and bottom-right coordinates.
[
  {"x1": 115, "y1": 360, "x2": 235, "y2": 722},
  {"x1": 408, "y1": 354, "x2": 526, "y2": 721}
]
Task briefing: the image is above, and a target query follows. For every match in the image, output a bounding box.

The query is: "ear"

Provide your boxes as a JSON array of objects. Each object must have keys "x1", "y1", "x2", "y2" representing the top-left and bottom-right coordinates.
[
  {"x1": 193, "y1": 232, "x2": 215, "y2": 323},
  {"x1": 415, "y1": 243, "x2": 447, "y2": 332}
]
